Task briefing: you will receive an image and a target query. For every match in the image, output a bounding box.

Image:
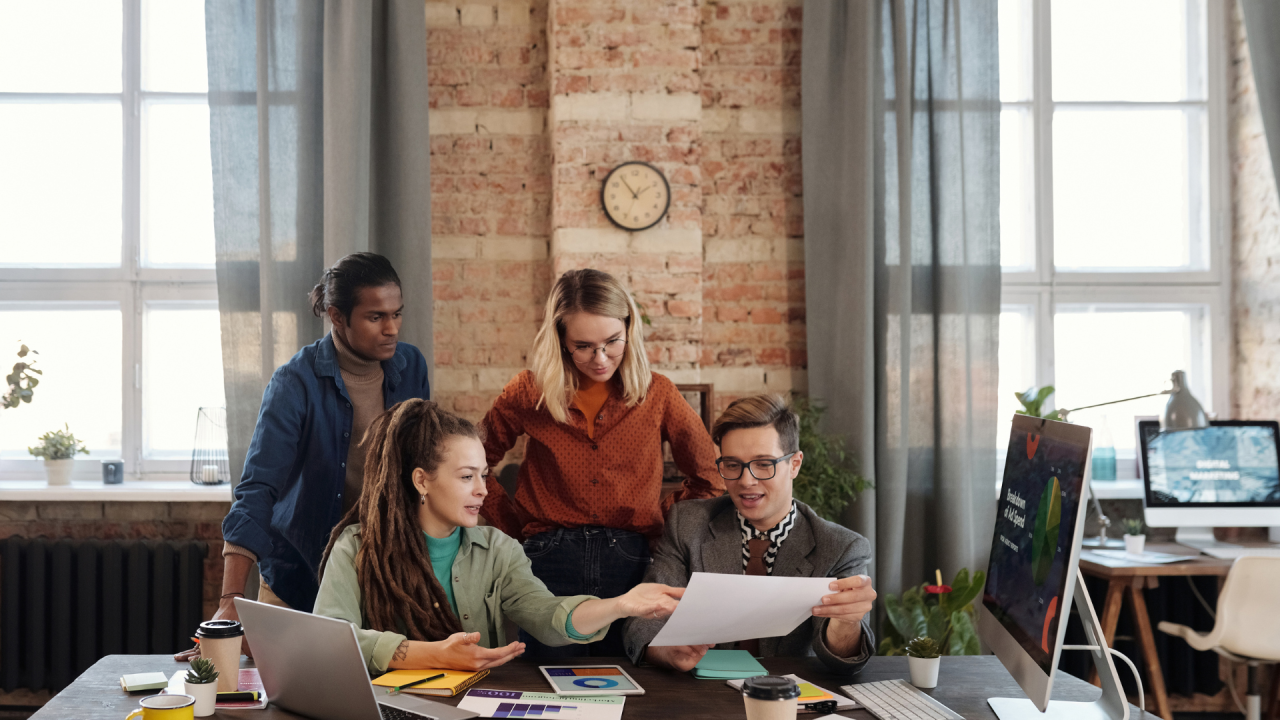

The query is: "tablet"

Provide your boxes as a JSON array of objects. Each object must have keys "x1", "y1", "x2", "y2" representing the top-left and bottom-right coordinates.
[{"x1": 538, "y1": 665, "x2": 646, "y2": 696}]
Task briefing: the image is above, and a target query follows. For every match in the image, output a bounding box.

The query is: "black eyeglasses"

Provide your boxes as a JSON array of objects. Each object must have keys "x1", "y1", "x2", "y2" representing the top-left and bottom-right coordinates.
[{"x1": 716, "y1": 452, "x2": 797, "y2": 481}]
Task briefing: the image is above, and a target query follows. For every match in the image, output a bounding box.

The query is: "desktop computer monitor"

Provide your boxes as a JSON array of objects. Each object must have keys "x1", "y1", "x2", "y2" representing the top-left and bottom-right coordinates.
[
  {"x1": 1137, "y1": 420, "x2": 1280, "y2": 535},
  {"x1": 978, "y1": 415, "x2": 1129, "y2": 720}
]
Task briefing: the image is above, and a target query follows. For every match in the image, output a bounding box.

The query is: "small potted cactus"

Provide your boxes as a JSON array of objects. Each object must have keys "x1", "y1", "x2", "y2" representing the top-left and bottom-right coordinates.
[
  {"x1": 906, "y1": 636, "x2": 942, "y2": 689},
  {"x1": 184, "y1": 657, "x2": 219, "y2": 716},
  {"x1": 1122, "y1": 518, "x2": 1146, "y2": 556}
]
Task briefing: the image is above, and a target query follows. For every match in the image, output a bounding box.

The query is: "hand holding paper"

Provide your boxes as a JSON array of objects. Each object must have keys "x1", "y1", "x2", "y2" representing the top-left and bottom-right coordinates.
[{"x1": 649, "y1": 572, "x2": 835, "y2": 647}]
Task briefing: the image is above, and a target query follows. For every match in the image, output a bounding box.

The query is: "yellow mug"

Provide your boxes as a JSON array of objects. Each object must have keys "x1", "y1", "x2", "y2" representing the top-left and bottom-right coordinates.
[{"x1": 125, "y1": 693, "x2": 195, "y2": 720}]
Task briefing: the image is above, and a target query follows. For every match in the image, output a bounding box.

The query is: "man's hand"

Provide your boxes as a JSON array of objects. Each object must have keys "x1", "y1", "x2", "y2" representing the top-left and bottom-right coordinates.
[
  {"x1": 612, "y1": 583, "x2": 684, "y2": 621},
  {"x1": 173, "y1": 597, "x2": 250, "y2": 661},
  {"x1": 644, "y1": 644, "x2": 714, "y2": 672},
  {"x1": 814, "y1": 575, "x2": 876, "y2": 657},
  {"x1": 411, "y1": 632, "x2": 525, "y2": 671}
]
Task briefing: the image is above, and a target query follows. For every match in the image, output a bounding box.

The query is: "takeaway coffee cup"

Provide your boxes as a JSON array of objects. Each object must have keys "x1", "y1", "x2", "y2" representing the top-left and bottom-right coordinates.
[
  {"x1": 741, "y1": 675, "x2": 800, "y2": 720},
  {"x1": 196, "y1": 619, "x2": 243, "y2": 693},
  {"x1": 124, "y1": 693, "x2": 195, "y2": 720}
]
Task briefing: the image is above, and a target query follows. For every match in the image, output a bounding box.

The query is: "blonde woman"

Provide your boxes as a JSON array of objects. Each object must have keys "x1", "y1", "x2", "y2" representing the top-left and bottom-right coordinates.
[{"x1": 481, "y1": 268, "x2": 724, "y2": 658}]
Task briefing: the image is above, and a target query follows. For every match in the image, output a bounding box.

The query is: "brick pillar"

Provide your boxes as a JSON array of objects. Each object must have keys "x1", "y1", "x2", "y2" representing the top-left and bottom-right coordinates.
[{"x1": 547, "y1": 0, "x2": 703, "y2": 382}]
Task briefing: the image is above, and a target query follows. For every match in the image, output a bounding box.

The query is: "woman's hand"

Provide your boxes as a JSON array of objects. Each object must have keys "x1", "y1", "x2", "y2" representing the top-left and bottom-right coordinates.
[
  {"x1": 392, "y1": 632, "x2": 525, "y2": 671},
  {"x1": 612, "y1": 583, "x2": 684, "y2": 620},
  {"x1": 644, "y1": 643, "x2": 714, "y2": 672}
]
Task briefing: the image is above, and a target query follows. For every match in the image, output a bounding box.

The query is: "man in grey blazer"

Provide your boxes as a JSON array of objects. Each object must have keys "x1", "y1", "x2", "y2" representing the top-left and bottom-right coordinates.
[{"x1": 624, "y1": 395, "x2": 877, "y2": 675}]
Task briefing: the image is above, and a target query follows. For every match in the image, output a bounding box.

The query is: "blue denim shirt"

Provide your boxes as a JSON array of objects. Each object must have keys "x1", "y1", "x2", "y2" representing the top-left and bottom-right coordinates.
[{"x1": 221, "y1": 334, "x2": 431, "y2": 611}]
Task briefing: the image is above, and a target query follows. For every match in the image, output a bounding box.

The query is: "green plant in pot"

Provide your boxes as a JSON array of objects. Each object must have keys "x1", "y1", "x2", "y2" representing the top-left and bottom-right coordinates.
[
  {"x1": 791, "y1": 395, "x2": 872, "y2": 522},
  {"x1": 906, "y1": 636, "x2": 943, "y2": 689},
  {"x1": 879, "y1": 568, "x2": 984, "y2": 657},
  {"x1": 28, "y1": 424, "x2": 88, "y2": 486},
  {"x1": 184, "y1": 657, "x2": 219, "y2": 717},
  {"x1": 1121, "y1": 517, "x2": 1146, "y2": 555}
]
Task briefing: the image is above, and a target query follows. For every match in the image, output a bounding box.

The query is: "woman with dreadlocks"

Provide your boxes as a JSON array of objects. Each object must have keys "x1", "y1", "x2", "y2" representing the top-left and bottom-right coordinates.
[{"x1": 314, "y1": 399, "x2": 684, "y2": 673}]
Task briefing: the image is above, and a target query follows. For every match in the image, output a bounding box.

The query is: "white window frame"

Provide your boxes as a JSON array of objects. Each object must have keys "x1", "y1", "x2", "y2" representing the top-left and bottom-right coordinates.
[
  {"x1": 1000, "y1": 0, "x2": 1233, "y2": 494},
  {"x1": 0, "y1": 0, "x2": 216, "y2": 482}
]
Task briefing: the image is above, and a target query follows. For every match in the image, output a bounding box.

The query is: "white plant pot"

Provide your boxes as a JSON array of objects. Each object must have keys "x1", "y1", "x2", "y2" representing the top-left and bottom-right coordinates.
[
  {"x1": 185, "y1": 680, "x2": 218, "y2": 717},
  {"x1": 1124, "y1": 534, "x2": 1145, "y2": 555},
  {"x1": 908, "y1": 656, "x2": 940, "y2": 689},
  {"x1": 43, "y1": 459, "x2": 74, "y2": 486}
]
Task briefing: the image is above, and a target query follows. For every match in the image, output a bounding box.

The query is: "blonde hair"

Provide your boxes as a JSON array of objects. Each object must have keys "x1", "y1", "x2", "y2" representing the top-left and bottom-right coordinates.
[{"x1": 529, "y1": 269, "x2": 652, "y2": 423}]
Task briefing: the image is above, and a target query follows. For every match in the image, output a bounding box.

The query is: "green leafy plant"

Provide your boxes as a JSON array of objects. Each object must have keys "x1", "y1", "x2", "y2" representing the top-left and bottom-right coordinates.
[
  {"x1": 3, "y1": 344, "x2": 40, "y2": 410},
  {"x1": 185, "y1": 657, "x2": 219, "y2": 685},
  {"x1": 1121, "y1": 518, "x2": 1145, "y2": 537},
  {"x1": 906, "y1": 636, "x2": 942, "y2": 659},
  {"x1": 791, "y1": 395, "x2": 872, "y2": 522},
  {"x1": 27, "y1": 424, "x2": 89, "y2": 461},
  {"x1": 1015, "y1": 386, "x2": 1065, "y2": 421},
  {"x1": 879, "y1": 568, "x2": 985, "y2": 656},
  {"x1": 1031, "y1": 476, "x2": 1062, "y2": 586}
]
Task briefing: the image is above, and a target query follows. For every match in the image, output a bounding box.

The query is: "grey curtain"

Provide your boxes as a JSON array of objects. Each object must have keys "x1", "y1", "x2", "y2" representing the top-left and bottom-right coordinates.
[
  {"x1": 803, "y1": 0, "x2": 1001, "y2": 598},
  {"x1": 206, "y1": 0, "x2": 433, "y2": 487},
  {"x1": 1241, "y1": 1, "x2": 1280, "y2": 188}
]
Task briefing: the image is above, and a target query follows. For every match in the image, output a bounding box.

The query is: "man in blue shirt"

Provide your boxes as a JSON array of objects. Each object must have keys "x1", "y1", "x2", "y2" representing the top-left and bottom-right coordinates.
[{"x1": 178, "y1": 253, "x2": 430, "y2": 659}]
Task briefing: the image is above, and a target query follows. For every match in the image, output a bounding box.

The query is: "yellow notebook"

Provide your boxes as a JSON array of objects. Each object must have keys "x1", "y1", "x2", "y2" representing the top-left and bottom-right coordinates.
[{"x1": 370, "y1": 668, "x2": 490, "y2": 697}]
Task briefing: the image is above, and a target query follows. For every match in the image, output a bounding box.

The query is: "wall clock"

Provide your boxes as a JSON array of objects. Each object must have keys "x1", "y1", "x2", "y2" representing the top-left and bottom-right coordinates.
[{"x1": 601, "y1": 161, "x2": 670, "y2": 231}]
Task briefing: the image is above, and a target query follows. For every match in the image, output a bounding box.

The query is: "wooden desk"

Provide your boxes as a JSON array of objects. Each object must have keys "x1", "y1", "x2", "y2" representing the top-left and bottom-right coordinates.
[
  {"x1": 36, "y1": 654, "x2": 1140, "y2": 719},
  {"x1": 1078, "y1": 543, "x2": 1234, "y2": 720}
]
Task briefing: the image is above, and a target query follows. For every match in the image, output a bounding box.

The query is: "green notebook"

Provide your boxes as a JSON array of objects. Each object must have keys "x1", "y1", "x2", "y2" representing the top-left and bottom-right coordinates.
[{"x1": 692, "y1": 649, "x2": 769, "y2": 679}]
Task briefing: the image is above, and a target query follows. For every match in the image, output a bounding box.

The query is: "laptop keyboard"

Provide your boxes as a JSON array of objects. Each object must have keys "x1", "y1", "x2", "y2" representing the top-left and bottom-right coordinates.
[{"x1": 380, "y1": 705, "x2": 437, "y2": 720}]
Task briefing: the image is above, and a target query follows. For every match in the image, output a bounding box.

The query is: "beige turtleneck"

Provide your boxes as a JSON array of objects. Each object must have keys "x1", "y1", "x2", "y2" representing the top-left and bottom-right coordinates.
[{"x1": 332, "y1": 329, "x2": 385, "y2": 515}]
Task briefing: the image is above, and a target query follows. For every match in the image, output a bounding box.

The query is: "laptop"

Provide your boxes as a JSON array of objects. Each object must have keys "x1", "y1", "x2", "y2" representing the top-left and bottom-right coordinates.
[{"x1": 235, "y1": 598, "x2": 479, "y2": 720}]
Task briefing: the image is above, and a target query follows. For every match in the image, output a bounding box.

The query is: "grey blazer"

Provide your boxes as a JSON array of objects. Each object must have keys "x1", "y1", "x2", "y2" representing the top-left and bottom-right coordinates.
[{"x1": 623, "y1": 496, "x2": 875, "y2": 675}]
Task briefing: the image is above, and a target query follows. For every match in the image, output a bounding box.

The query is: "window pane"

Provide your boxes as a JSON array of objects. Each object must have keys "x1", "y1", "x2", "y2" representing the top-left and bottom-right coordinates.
[
  {"x1": 1054, "y1": 307, "x2": 1208, "y2": 458},
  {"x1": 0, "y1": 0, "x2": 122, "y2": 92},
  {"x1": 998, "y1": 0, "x2": 1032, "y2": 103},
  {"x1": 1053, "y1": 109, "x2": 1207, "y2": 270},
  {"x1": 0, "y1": 308, "x2": 122, "y2": 457},
  {"x1": 142, "y1": 102, "x2": 215, "y2": 266},
  {"x1": 1001, "y1": 108, "x2": 1034, "y2": 270},
  {"x1": 1052, "y1": 0, "x2": 1206, "y2": 102},
  {"x1": 0, "y1": 104, "x2": 123, "y2": 267},
  {"x1": 142, "y1": 0, "x2": 209, "y2": 92},
  {"x1": 143, "y1": 305, "x2": 225, "y2": 457},
  {"x1": 998, "y1": 307, "x2": 1036, "y2": 450}
]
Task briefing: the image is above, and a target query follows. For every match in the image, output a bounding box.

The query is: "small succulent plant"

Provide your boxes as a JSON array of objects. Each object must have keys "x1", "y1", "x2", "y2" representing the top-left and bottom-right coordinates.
[
  {"x1": 185, "y1": 657, "x2": 219, "y2": 685},
  {"x1": 1122, "y1": 518, "x2": 1145, "y2": 537},
  {"x1": 906, "y1": 636, "x2": 942, "y2": 659}
]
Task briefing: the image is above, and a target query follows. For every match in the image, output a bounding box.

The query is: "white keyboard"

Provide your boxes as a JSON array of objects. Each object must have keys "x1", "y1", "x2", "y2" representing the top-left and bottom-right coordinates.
[
  {"x1": 841, "y1": 679, "x2": 963, "y2": 720},
  {"x1": 1199, "y1": 546, "x2": 1280, "y2": 559}
]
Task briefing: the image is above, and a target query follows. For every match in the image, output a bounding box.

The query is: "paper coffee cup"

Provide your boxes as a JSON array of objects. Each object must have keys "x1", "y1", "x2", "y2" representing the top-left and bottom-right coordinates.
[
  {"x1": 742, "y1": 675, "x2": 800, "y2": 720},
  {"x1": 196, "y1": 619, "x2": 244, "y2": 693}
]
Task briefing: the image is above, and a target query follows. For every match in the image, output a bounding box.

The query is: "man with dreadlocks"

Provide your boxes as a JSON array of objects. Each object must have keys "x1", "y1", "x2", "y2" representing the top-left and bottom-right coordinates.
[{"x1": 314, "y1": 399, "x2": 685, "y2": 673}]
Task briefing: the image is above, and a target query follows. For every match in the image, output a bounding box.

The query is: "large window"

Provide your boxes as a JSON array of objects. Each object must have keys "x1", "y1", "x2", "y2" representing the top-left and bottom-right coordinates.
[
  {"x1": 997, "y1": 0, "x2": 1231, "y2": 486},
  {"x1": 0, "y1": 0, "x2": 221, "y2": 480}
]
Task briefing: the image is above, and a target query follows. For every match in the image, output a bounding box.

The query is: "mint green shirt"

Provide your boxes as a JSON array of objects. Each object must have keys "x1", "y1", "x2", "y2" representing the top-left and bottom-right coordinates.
[
  {"x1": 315, "y1": 524, "x2": 607, "y2": 673},
  {"x1": 425, "y1": 528, "x2": 461, "y2": 617}
]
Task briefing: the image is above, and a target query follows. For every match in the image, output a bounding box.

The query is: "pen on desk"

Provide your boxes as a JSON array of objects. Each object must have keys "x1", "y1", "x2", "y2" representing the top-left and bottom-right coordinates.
[{"x1": 388, "y1": 673, "x2": 445, "y2": 695}]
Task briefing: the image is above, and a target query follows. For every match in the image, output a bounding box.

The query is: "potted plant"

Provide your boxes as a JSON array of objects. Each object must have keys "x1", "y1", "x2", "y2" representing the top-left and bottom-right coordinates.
[
  {"x1": 1122, "y1": 518, "x2": 1146, "y2": 555},
  {"x1": 791, "y1": 395, "x2": 872, "y2": 522},
  {"x1": 184, "y1": 657, "x2": 219, "y2": 717},
  {"x1": 879, "y1": 568, "x2": 985, "y2": 657},
  {"x1": 27, "y1": 424, "x2": 88, "y2": 486},
  {"x1": 1014, "y1": 385, "x2": 1066, "y2": 421},
  {"x1": 906, "y1": 636, "x2": 942, "y2": 688}
]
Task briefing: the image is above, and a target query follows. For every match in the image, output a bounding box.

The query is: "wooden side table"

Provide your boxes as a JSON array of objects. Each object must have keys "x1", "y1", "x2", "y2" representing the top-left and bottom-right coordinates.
[{"x1": 1077, "y1": 544, "x2": 1234, "y2": 720}]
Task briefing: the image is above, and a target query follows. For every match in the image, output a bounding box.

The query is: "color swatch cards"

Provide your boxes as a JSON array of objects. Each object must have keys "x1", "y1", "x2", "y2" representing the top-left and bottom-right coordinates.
[
  {"x1": 458, "y1": 689, "x2": 625, "y2": 720},
  {"x1": 691, "y1": 649, "x2": 768, "y2": 679}
]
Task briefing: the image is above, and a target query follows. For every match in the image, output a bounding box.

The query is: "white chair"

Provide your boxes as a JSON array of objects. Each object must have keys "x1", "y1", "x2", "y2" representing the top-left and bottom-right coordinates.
[{"x1": 1157, "y1": 556, "x2": 1280, "y2": 720}]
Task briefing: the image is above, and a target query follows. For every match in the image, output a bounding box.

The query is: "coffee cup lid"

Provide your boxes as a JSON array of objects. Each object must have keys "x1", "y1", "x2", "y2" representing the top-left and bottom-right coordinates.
[
  {"x1": 195, "y1": 619, "x2": 244, "y2": 639},
  {"x1": 742, "y1": 675, "x2": 800, "y2": 700}
]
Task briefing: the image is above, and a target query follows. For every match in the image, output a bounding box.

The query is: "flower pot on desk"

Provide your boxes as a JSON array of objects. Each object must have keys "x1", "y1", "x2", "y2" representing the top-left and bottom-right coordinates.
[
  {"x1": 908, "y1": 656, "x2": 940, "y2": 689},
  {"x1": 1124, "y1": 534, "x2": 1146, "y2": 555},
  {"x1": 43, "y1": 459, "x2": 74, "y2": 486}
]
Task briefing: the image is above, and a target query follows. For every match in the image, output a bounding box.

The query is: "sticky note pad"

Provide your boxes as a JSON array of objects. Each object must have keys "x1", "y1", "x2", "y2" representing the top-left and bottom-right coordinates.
[{"x1": 121, "y1": 672, "x2": 170, "y2": 692}]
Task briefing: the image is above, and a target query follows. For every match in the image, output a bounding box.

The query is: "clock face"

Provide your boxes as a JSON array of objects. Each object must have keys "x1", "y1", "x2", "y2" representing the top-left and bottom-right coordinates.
[{"x1": 601, "y1": 162, "x2": 671, "y2": 231}]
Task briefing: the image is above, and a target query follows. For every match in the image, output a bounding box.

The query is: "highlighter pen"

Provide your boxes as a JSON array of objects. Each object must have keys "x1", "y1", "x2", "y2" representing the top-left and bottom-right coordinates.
[
  {"x1": 388, "y1": 673, "x2": 446, "y2": 695},
  {"x1": 217, "y1": 691, "x2": 261, "y2": 702}
]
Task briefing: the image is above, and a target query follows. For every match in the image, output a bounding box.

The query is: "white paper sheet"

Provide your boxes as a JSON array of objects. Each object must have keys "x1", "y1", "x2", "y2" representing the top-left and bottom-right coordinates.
[{"x1": 649, "y1": 572, "x2": 833, "y2": 647}]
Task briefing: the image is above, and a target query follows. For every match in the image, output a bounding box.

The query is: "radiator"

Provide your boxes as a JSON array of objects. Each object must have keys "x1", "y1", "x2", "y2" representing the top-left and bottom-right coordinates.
[{"x1": 0, "y1": 537, "x2": 208, "y2": 693}]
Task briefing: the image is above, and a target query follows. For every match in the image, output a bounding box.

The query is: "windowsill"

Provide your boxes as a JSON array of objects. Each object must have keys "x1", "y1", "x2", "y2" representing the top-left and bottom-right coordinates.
[{"x1": 0, "y1": 479, "x2": 232, "y2": 502}]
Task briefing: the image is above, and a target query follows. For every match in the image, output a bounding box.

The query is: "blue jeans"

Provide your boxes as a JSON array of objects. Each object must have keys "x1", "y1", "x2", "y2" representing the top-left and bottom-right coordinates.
[{"x1": 520, "y1": 527, "x2": 652, "y2": 658}]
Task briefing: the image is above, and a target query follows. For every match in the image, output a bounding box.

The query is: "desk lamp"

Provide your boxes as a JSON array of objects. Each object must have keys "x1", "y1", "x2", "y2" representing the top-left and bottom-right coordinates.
[{"x1": 1066, "y1": 371, "x2": 1209, "y2": 549}]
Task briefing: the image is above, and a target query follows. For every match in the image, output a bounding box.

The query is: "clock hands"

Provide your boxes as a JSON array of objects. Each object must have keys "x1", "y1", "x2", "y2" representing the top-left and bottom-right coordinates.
[{"x1": 620, "y1": 176, "x2": 639, "y2": 199}]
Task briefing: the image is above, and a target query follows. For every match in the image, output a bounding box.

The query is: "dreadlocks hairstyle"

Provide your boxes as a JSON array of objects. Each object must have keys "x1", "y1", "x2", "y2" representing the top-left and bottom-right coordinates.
[{"x1": 320, "y1": 399, "x2": 480, "y2": 642}]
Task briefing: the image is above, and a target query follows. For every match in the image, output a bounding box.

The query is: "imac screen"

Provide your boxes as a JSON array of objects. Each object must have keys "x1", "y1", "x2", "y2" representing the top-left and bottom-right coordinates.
[
  {"x1": 983, "y1": 420, "x2": 1088, "y2": 675},
  {"x1": 1142, "y1": 423, "x2": 1280, "y2": 505}
]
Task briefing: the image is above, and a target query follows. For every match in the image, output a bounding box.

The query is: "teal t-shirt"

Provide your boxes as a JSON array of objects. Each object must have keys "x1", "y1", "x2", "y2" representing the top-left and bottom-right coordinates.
[{"x1": 424, "y1": 527, "x2": 590, "y2": 640}]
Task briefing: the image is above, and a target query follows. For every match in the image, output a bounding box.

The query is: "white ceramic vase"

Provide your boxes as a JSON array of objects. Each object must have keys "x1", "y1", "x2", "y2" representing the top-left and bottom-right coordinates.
[
  {"x1": 908, "y1": 656, "x2": 940, "y2": 689},
  {"x1": 43, "y1": 459, "x2": 74, "y2": 486},
  {"x1": 185, "y1": 680, "x2": 218, "y2": 717},
  {"x1": 1123, "y1": 534, "x2": 1145, "y2": 555}
]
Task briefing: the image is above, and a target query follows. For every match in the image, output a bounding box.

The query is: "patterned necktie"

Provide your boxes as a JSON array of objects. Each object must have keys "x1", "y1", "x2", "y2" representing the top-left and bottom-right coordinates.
[{"x1": 738, "y1": 537, "x2": 771, "y2": 656}]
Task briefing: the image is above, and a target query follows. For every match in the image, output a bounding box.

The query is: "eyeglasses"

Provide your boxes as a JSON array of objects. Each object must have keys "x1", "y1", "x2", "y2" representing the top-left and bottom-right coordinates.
[
  {"x1": 716, "y1": 452, "x2": 797, "y2": 481},
  {"x1": 565, "y1": 339, "x2": 626, "y2": 363}
]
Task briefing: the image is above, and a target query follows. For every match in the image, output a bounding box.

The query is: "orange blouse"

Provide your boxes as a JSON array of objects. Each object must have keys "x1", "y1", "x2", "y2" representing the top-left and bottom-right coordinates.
[{"x1": 480, "y1": 370, "x2": 725, "y2": 540}]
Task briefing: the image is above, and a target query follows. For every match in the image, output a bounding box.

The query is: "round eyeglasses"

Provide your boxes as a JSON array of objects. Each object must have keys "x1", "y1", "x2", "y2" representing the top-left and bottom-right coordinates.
[
  {"x1": 716, "y1": 452, "x2": 797, "y2": 481},
  {"x1": 566, "y1": 339, "x2": 627, "y2": 363}
]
